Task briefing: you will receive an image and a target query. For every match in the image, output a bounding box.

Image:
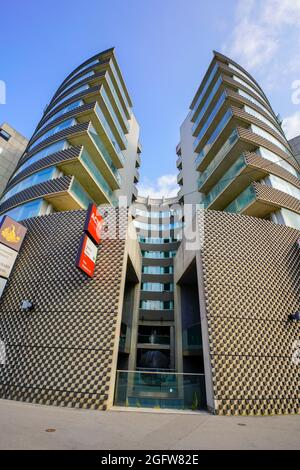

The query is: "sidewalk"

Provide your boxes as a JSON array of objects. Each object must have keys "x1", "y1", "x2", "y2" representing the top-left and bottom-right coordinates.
[{"x1": 0, "y1": 399, "x2": 299, "y2": 450}]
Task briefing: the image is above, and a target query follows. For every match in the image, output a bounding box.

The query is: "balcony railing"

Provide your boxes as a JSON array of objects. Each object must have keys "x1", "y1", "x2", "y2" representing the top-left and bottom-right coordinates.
[
  {"x1": 137, "y1": 334, "x2": 170, "y2": 345},
  {"x1": 114, "y1": 370, "x2": 206, "y2": 410}
]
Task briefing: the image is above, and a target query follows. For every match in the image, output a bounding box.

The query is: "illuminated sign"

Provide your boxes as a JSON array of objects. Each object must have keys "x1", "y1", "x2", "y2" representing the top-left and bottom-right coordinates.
[
  {"x1": 0, "y1": 243, "x2": 18, "y2": 278},
  {"x1": 76, "y1": 234, "x2": 98, "y2": 278},
  {"x1": 84, "y1": 203, "x2": 104, "y2": 245},
  {"x1": 0, "y1": 216, "x2": 27, "y2": 252}
]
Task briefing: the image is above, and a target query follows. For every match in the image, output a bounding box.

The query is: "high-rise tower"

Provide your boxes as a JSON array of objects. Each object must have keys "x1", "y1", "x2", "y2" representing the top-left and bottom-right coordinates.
[
  {"x1": 178, "y1": 51, "x2": 300, "y2": 230},
  {"x1": 0, "y1": 48, "x2": 141, "y2": 222}
]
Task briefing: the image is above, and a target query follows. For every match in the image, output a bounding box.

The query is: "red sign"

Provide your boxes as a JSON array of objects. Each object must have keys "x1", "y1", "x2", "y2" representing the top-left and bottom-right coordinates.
[
  {"x1": 84, "y1": 204, "x2": 104, "y2": 245},
  {"x1": 76, "y1": 234, "x2": 98, "y2": 278}
]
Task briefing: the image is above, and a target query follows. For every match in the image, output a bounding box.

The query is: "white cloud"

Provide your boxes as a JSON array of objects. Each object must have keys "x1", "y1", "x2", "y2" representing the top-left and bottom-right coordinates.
[
  {"x1": 138, "y1": 174, "x2": 178, "y2": 199},
  {"x1": 224, "y1": 0, "x2": 300, "y2": 71},
  {"x1": 282, "y1": 111, "x2": 300, "y2": 140}
]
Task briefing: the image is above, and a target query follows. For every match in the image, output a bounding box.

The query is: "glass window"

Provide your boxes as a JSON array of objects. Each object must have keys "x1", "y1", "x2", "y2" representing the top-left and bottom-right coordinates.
[
  {"x1": 233, "y1": 75, "x2": 268, "y2": 106},
  {"x1": 238, "y1": 89, "x2": 274, "y2": 121},
  {"x1": 272, "y1": 208, "x2": 300, "y2": 230},
  {"x1": 45, "y1": 84, "x2": 89, "y2": 117},
  {"x1": 192, "y1": 77, "x2": 222, "y2": 133},
  {"x1": 100, "y1": 87, "x2": 127, "y2": 147},
  {"x1": 265, "y1": 174, "x2": 300, "y2": 200},
  {"x1": 29, "y1": 118, "x2": 76, "y2": 152},
  {"x1": 251, "y1": 124, "x2": 292, "y2": 157},
  {"x1": 0, "y1": 199, "x2": 44, "y2": 222},
  {"x1": 193, "y1": 93, "x2": 226, "y2": 150},
  {"x1": 142, "y1": 266, "x2": 173, "y2": 274},
  {"x1": 244, "y1": 105, "x2": 283, "y2": 139},
  {"x1": 195, "y1": 108, "x2": 233, "y2": 167},
  {"x1": 0, "y1": 128, "x2": 11, "y2": 141},
  {"x1": 192, "y1": 63, "x2": 218, "y2": 117},
  {"x1": 109, "y1": 60, "x2": 131, "y2": 111},
  {"x1": 80, "y1": 149, "x2": 114, "y2": 201},
  {"x1": 38, "y1": 100, "x2": 84, "y2": 133},
  {"x1": 141, "y1": 251, "x2": 177, "y2": 259},
  {"x1": 13, "y1": 140, "x2": 68, "y2": 178},
  {"x1": 256, "y1": 147, "x2": 300, "y2": 179},
  {"x1": 1, "y1": 166, "x2": 58, "y2": 203},
  {"x1": 228, "y1": 63, "x2": 260, "y2": 89},
  {"x1": 140, "y1": 300, "x2": 174, "y2": 310},
  {"x1": 57, "y1": 71, "x2": 95, "y2": 99}
]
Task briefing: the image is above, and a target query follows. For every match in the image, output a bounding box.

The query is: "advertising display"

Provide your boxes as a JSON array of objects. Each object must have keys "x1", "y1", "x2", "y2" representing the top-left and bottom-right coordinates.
[
  {"x1": 84, "y1": 203, "x2": 104, "y2": 245},
  {"x1": 76, "y1": 234, "x2": 98, "y2": 278},
  {"x1": 0, "y1": 216, "x2": 27, "y2": 252},
  {"x1": 0, "y1": 243, "x2": 18, "y2": 278}
]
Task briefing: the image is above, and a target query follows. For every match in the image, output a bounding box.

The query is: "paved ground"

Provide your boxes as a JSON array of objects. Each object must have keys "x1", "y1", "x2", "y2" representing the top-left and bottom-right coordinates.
[{"x1": 0, "y1": 399, "x2": 299, "y2": 450}]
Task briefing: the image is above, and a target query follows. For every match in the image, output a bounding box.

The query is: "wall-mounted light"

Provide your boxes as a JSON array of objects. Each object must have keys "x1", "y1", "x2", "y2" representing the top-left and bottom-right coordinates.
[
  {"x1": 289, "y1": 311, "x2": 300, "y2": 322},
  {"x1": 21, "y1": 300, "x2": 34, "y2": 312}
]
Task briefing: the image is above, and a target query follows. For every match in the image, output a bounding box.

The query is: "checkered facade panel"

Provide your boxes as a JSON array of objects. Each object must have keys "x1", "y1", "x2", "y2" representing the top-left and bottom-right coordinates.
[
  {"x1": 201, "y1": 210, "x2": 300, "y2": 416},
  {"x1": 0, "y1": 209, "x2": 128, "y2": 410}
]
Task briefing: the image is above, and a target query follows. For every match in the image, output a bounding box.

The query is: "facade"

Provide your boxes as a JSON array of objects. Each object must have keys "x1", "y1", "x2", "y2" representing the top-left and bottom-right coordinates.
[
  {"x1": 178, "y1": 51, "x2": 300, "y2": 230},
  {"x1": 0, "y1": 48, "x2": 141, "y2": 223},
  {"x1": 290, "y1": 135, "x2": 300, "y2": 166},
  {"x1": 0, "y1": 48, "x2": 299, "y2": 416},
  {"x1": 0, "y1": 123, "x2": 28, "y2": 197},
  {"x1": 174, "y1": 51, "x2": 300, "y2": 415}
]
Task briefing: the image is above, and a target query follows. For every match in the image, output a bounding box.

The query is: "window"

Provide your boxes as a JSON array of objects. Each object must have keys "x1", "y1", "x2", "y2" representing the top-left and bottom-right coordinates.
[
  {"x1": 257, "y1": 147, "x2": 300, "y2": 179},
  {"x1": 0, "y1": 128, "x2": 11, "y2": 141},
  {"x1": 56, "y1": 71, "x2": 95, "y2": 99},
  {"x1": 44, "y1": 84, "x2": 89, "y2": 117},
  {"x1": 272, "y1": 208, "x2": 300, "y2": 230},
  {"x1": 0, "y1": 199, "x2": 45, "y2": 222},
  {"x1": 264, "y1": 174, "x2": 300, "y2": 200},
  {"x1": 251, "y1": 124, "x2": 292, "y2": 157},
  {"x1": 139, "y1": 300, "x2": 174, "y2": 310},
  {"x1": 142, "y1": 266, "x2": 173, "y2": 275},
  {"x1": 1, "y1": 166, "x2": 58, "y2": 203},
  {"x1": 28, "y1": 118, "x2": 76, "y2": 152},
  {"x1": 193, "y1": 93, "x2": 226, "y2": 150},
  {"x1": 38, "y1": 100, "x2": 84, "y2": 133},
  {"x1": 192, "y1": 63, "x2": 218, "y2": 117},
  {"x1": 141, "y1": 283, "x2": 174, "y2": 292},
  {"x1": 141, "y1": 251, "x2": 176, "y2": 259},
  {"x1": 244, "y1": 106, "x2": 283, "y2": 139},
  {"x1": 13, "y1": 140, "x2": 68, "y2": 178}
]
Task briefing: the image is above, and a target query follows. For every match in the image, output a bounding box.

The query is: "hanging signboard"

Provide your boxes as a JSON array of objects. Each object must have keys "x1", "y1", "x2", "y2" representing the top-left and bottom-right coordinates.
[
  {"x1": 0, "y1": 216, "x2": 27, "y2": 252},
  {"x1": 83, "y1": 203, "x2": 104, "y2": 245},
  {"x1": 0, "y1": 243, "x2": 18, "y2": 278},
  {"x1": 76, "y1": 234, "x2": 98, "y2": 278}
]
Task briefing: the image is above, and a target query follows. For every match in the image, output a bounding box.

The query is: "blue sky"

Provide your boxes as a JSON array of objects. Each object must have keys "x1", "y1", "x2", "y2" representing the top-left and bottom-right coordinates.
[{"x1": 1, "y1": 0, "x2": 300, "y2": 197}]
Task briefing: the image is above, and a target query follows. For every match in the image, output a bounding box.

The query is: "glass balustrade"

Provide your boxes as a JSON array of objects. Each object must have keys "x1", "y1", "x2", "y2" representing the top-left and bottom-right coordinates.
[
  {"x1": 80, "y1": 149, "x2": 115, "y2": 202},
  {"x1": 69, "y1": 178, "x2": 93, "y2": 209},
  {"x1": 203, "y1": 154, "x2": 246, "y2": 208},
  {"x1": 224, "y1": 184, "x2": 256, "y2": 214},
  {"x1": 192, "y1": 63, "x2": 218, "y2": 119},
  {"x1": 182, "y1": 324, "x2": 202, "y2": 352},
  {"x1": 137, "y1": 335, "x2": 170, "y2": 345},
  {"x1": 192, "y1": 77, "x2": 222, "y2": 133},
  {"x1": 195, "y1": 108, "x2": 233, "y2": 168},
  {"x1": 94, "y1": 103, "x2": 125, "y2": 164},
  {"x1": 114, "y1": 370, "x2": 206, "y2": 410},
  {"x1": 89, "y1": 125, "x2": 121, "y2": 185},
  {"x1": 197, "y1": 129, "x2": 239, "y2": 188},
  {"x1": 193, "y1": 93, "x2": 226, "y2": 150}
]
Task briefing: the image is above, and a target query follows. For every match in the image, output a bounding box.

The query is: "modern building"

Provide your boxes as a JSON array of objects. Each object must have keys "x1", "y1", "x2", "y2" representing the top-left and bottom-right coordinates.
[
  {"x1": 175, "y1": 51, "x2": 300, "y2": 415},
  {"x1": 289, "y1": 135, "x2": 300, "y2": 166},
  {"x1": 178, "y1": 51, "x2": 300, "y2": 230},
  {"x1": 0, "y1": 123, "x2": 28, "y2": 197},
  {"x1": 0, "y1": 49, "x2": 299, "y2": 416},
  {"x1": 0, "y1": 48, "x2": 141, "y2": 223}
]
